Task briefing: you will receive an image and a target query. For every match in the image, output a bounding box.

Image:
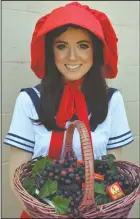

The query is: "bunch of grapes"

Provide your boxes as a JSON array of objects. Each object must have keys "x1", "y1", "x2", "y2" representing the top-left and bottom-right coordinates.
[
  {"x1": 117, "y1": 175, "x2": 138, "y2": 195},
  {"x1": 37, "y1": 152, "x2": 83, "y2": 185},
  {"x1": 34, "y1": 151, "x2": 85, "y2": 217}
]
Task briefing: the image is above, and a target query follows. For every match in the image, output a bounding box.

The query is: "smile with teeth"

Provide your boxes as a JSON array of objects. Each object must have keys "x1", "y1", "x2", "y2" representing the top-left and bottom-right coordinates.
[{"x1": 65, "y1": 64, "x2": 82, "y2": 70}]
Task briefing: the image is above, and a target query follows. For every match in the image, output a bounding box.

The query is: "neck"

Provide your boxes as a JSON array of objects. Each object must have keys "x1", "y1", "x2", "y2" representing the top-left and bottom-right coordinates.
[{"x1": 62, "y1": 77, "x2": 84, "y2": 88}]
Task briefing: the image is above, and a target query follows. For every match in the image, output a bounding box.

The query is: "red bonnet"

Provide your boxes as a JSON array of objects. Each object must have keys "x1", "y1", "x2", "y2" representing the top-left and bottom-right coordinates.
[{"x1": 31, "y1": 1, "x2": 118, "y2": 79}]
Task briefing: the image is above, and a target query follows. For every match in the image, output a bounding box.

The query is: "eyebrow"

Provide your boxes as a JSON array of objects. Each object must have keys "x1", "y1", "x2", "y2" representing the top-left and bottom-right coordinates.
[{"x1": 55, "y1": 40, "x2": 91, "y2": 44}]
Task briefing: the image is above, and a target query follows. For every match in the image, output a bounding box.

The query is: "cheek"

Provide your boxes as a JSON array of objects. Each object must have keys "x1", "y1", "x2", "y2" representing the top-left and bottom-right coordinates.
[
  {"x1": 54, "y1": 50, "x2": 66, "y2": 62},
  {"x1": 79, "y1": 50, "x2": 93, "y2": 62}
]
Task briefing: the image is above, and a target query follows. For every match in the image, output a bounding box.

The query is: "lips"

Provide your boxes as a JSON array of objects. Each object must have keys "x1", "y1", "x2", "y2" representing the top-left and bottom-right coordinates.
[{"x1": 65, "y1": 64, "x2": 82, "y2": 70}]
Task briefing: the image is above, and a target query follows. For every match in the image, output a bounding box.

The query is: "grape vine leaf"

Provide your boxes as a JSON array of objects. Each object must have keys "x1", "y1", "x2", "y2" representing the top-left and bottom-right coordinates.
[
  {"x1": 95, "y1": 194, "x2": 112, "y2": 205},
  {"x1": 52, "y1": 195, "x2": 71, "y2": 214},
  {"x1": 94, "y1": 182, "x2": 107, "y2": 195},
  {"x1": 22, "y1": 177, "x2": 35, "y2": 188},
  {"x1": 108, "y1": 162, "x2": 117, "y2": 176},
  {"x1": 22, "y1": 177, "x2": 36, "y2": 196},
  {"x1": 39, "y1": 180, "x2": 58, "y2": 198},
  {"x1": 27, "y1": 187, "x2": 36, "y2": 196},
  {"x1": 32, "y1": 156, "x2": 54, "y2": 175},
  {"x1": 102, "y1": 154, "x2": 116, "y2": 163},
  {"x1": 94, "y1": 159, "x2": 104, "y2": 166}
]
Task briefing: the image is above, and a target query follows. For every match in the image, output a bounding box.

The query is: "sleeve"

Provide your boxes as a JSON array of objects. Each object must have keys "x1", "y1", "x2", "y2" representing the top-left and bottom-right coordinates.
[
  {"x1": 107, "y1": 91, "x2": 134, "y2": 150},
  {"x1": 3, "y1": 91, "x2": 35, "y2": 153}
]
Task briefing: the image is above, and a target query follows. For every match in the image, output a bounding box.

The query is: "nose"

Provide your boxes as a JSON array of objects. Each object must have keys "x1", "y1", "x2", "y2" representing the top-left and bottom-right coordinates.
[{"x1": 67, "y1": 48, "x2": 77, "y2": 61}]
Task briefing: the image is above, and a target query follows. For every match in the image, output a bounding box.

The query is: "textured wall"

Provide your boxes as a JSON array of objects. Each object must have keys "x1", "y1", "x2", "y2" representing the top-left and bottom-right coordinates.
[{"x1": 2, "y1": 1, "x2": 139, "y2": 218}]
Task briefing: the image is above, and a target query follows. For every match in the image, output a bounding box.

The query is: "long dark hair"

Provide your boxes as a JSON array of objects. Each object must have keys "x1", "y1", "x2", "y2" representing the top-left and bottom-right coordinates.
[{"x1": 35, "y1": 24, "x2": 108, "y2": 131}]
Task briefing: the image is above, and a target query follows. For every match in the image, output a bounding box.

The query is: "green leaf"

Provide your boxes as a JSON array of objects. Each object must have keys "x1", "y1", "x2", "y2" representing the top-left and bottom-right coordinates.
[
  {"x1": 22, "y1": 177, "x2": 35, "y2": 189},
  {"x1": 94, "y1": 159, "x2": 104, "y2": 166},
  {"x1": 95, "y1": 194, "x2": 112, "y2": 205},
  {"x1": 108, "y1": 162, "x2": 117, "y2": 176},
  {"x1": 27, "y1": 187, "x2": 36, "y2": 196},
  {"x1": 94, "y1": 182, "x2": 107, "y2": 195},
  {"x1": 22, "y1": 177, "x2": 36, "y2": 196},
  {"x1": 102, "y1": 154, "x2": 116, "y2": 163},
  {"x1": 52, "y1": 195, "x2": 71, "y2": 214},
  {"x1": 39, "y1": 180, "x2": 58, "y2": 198},
  {"x1": 32, "y1": 156, "x2": 54, "y2": 175}
]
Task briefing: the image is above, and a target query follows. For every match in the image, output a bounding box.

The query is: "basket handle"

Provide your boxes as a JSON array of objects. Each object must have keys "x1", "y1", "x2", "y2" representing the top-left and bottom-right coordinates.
[{"x1": 62, "y1": 120, "x2": 95, "y2": 207}]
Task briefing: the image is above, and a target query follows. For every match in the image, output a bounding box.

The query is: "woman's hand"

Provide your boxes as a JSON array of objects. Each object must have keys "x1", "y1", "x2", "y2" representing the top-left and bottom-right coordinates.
[
  {"x1": 9, "y1": 147, "x2": 33, "y2": 214},
  {"x1": 9, "y1": 147, "x2": 32, "y2": 192}
]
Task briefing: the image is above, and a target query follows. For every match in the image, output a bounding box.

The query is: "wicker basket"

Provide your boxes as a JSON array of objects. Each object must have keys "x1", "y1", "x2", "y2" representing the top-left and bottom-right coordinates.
[{"x1": 13, "y1": 120, "x2": 140, "y2": 218}]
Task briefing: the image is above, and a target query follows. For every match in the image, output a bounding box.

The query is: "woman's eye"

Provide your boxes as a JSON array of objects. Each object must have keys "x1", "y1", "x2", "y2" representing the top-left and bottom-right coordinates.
[
  {"x1": 56, "y1": 44, "x2": 66, "y2": 50},
  {"x1": 79, "y1": 44, "x2": 89, "y2": 49}
]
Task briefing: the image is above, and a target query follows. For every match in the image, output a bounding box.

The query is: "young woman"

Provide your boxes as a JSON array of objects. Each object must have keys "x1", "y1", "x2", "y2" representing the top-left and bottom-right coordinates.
[{"x1": 4, "y1": 2, "x2": 134, "y2": 218}]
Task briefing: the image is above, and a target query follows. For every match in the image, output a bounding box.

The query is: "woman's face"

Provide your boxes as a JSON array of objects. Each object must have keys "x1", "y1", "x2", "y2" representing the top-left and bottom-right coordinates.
[{"x1": 53, "y1": 27, "x2": 93, "y2": 82}]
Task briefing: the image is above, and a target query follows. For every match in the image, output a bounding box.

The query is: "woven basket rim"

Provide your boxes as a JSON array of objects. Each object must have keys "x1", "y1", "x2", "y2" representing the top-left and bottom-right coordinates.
[{"x1": 13, "y1": 120, "x2": 140, "y2": 218}]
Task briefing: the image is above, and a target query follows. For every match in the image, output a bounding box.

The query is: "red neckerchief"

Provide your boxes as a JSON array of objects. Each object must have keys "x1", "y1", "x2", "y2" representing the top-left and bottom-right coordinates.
[{"x1": 48, "y1": 77, "x2": 92, "y2": 160}]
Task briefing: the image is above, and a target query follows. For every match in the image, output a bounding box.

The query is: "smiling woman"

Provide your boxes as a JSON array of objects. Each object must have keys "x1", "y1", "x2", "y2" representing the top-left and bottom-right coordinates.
[{"x1": 3, "y1": 1, "x2": 134, "y2": 218}]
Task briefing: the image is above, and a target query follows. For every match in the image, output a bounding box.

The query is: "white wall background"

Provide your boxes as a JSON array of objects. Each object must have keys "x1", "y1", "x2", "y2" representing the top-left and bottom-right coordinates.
[{"x1": 2, "y1": 1, "x2": 139, "y2": 218}]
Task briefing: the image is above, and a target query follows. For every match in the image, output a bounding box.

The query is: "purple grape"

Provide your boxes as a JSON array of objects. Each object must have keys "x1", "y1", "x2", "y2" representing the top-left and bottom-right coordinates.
[
  {"x1": 68, "y1": 167, "x2": 74, "y2": 173},
  {"x1": 76, "y1": 190, "x2": 81, "y2": 196},
  {"x1": 132, "y1": 182, "x2": 138, "y2": 189},
  {"x1": 68, "y1": 157, "x2": 74, "y2": 163},
  {"x1": 49, "y1": 172, "x2": 54, "y2": 177},
  {"x1": 67, "y1": 207, "x2": 72, "y2": 214},
  {"x1": 68, "y1": 173, "x2": 75, "y2": 179},
  {"x1": 73, "y1": 208, "x2": 79, "y2": 216},
  {"x1": 54, "y1": 175, "x2": 60, "y2": 180},
  {"x1": 42, "y1": 170, "x2": 48, "y2": 177},
  {"x1": 75, "y1": 197, "x2": 80, "y2": 203},
  {"x1": 39, "y1": 178, "x2": 45, "y2": 186},
  {"x1": 75, "y1": 175, "x2": 80, "y2": 182},
  {"x1": 58, "y1": 159, "x2": 65, "y2": 165},
  {"x1": 64, "y1": 191, "x2": 69, "y2": 198},
  {"x1": 64, "y1": 162, "x2": 69, "y2": 167},
  {"x1": 60, "y1": 170, "x2": 67, "y2": 177},
  {"x1": 57, "y1": 190, "x2": 63, "y2": 196},
  {"x1": 68, "y1": 195, "x2": 73, "y2": 200},
  {"x1": 70, "y1": 201, "x2": 75, "y2": 206},
  {"x1": 65, "y1": 179, "x2": 72, "y2": 184},
  {"x1": 68, "y1": 213, "x2": 74, "y2": 218},
  {"x1": 54, "y1": 168, "x2": 60, "y2": 174}
]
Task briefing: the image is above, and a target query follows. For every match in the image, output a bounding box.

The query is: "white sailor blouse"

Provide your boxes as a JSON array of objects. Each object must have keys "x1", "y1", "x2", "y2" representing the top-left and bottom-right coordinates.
[{"x1": 4, "y1": 86, "x2": 134, "y2": 160}]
